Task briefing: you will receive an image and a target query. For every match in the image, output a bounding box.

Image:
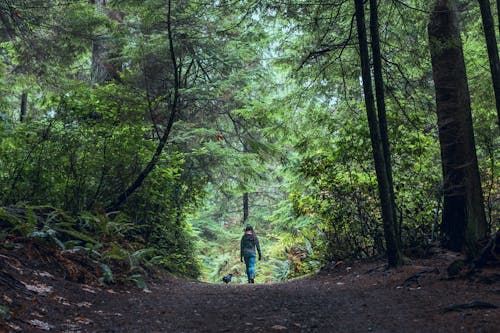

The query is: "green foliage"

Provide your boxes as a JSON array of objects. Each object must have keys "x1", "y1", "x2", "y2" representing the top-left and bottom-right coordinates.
[
  {"x1": 0, "y1": 0, "x2": 498, "y2": 283},
  {"x1": 0, "y1": 305, "x2": 10, "y2": 320},
  {"x1": 1, "y1": 204, "x2": 199, "y2": 282},
  {"x1": 99, "y1": 263, "x2": 115, "y2": 284}
]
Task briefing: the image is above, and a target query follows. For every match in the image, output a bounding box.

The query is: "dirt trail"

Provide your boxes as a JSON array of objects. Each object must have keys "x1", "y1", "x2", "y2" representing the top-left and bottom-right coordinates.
[
  {"x1": 74, "y1": 271, "x2": 500, "y2": 333},
  {"x1": 2, "y1": 250, "x2": 500, "y2": 332}
]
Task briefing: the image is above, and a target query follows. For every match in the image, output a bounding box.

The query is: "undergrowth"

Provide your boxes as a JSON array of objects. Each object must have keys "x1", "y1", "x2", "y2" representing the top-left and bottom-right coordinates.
[{"x1": 0, "y1": 205, "x2": 200, "y2": 288}]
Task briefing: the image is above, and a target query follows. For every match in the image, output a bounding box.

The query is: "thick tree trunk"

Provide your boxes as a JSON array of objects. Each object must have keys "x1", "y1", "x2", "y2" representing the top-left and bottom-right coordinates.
[
  {"x1": 354, "y1": 0, "x2": 402, "y2": 267},
  {"x1": 19, "y1": 92, "x2": 27, "y2": 122},
  {"x1": 369, "y1": 0, "x2": 400, "y2": 244},
  {"x1": 428, "y1": 0, "x2": 487, "y2": 253},
  {"x1": 477, "y1": 0, "x2": 500, "y2": 127}
]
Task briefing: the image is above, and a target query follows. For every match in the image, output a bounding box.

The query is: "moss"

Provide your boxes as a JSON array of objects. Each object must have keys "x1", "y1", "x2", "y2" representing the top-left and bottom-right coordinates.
[{"x1": 429, "y1": 36, "x2": 462, "y2": 57}]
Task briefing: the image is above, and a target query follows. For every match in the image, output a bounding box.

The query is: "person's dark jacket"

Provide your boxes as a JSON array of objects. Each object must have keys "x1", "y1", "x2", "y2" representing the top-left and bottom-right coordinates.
[{"x1": 240, "y1": 233, "x2": 261, "y2": 260}]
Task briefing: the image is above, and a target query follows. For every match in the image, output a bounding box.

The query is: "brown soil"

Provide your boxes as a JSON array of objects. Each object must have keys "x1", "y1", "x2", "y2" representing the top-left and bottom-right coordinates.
[{"x1": 1, "y1": 243, "x2": 499, "y2": 333}]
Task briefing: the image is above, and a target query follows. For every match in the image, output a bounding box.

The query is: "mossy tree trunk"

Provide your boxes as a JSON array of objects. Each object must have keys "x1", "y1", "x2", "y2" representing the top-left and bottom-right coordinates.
[{"x1": 428, "y1": 0, "x2": 488, "y2": 254}]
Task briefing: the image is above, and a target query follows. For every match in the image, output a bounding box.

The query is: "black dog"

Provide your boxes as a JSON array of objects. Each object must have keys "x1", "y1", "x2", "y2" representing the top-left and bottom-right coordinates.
[{"x1": 222, "y1": 274, "x2": 233, "y2": 284}]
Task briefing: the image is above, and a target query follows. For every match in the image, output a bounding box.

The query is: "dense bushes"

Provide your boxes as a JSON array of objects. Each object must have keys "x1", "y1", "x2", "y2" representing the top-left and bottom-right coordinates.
[{"x1": 0, "y1": 84, "x2": 203, "y2": 280}]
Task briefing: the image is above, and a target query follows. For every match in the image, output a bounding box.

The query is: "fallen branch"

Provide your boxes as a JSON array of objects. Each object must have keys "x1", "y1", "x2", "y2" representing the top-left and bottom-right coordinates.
[
  {"x1": 401, "y1": 268, "x2": 440, "y2": 287},
  {"x1": 0, "y1": 271, "x2": 35, "y2": 296},
  {"x1": 442, "y1": 300, "x2": 498, "y2": 312}
]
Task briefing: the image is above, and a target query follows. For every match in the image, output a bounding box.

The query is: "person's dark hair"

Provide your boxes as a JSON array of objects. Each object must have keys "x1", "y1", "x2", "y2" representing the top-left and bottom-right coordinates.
[{"x1": 245, "y1": 225, "x2": 254, "y2": 232}]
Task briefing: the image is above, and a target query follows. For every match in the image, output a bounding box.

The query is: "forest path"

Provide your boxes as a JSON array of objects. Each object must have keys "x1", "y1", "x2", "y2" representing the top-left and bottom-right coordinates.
[
  {"x1": 3, "y1": 252, "x2": 500, "y2": 332},
  {"x1": 44, "y1": 258, "x2": 500, "y2": 332}
]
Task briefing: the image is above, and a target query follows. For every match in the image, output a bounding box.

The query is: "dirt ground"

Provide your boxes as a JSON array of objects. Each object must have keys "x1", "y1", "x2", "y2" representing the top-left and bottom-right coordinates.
[{"x1": 1, "y1": 243, "x2": 500, "y2": 332}]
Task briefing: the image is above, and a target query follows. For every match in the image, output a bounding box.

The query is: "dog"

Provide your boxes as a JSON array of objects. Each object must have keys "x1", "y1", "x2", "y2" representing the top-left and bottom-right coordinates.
[{"x1": 222, "y1": 273, "x2": 233, "y2": 284}]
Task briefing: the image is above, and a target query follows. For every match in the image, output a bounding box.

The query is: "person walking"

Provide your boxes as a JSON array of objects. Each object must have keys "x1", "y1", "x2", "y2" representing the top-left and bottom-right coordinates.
[{"x1": 240, "y1": 225, "x2": 261, "y2": 283}]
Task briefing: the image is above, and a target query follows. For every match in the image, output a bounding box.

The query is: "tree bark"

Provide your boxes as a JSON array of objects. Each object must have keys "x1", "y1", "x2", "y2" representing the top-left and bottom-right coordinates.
[
  {"x1": 243, "y1": 192, "x2": 249, "y2": 223},
  {"x1": 478, "y1": 0, "x2": 500, "y2": 127},
  {"x1": 369, "y1": 0, "x2": 400, "y2": 244},
  {"x1": 20, "y1": 92, "x2": 27, "y2": 122},
  {"x1": 354, "y1": 0, "x2": 402, "y2": 267},
  {"x1": 428, "y1": 0, "x2": 487, "y2": 253},
  {"x1": 107, "y1": 0, "x2": 179, "y2": 211},
  {"x1": 91, "y1": 0, "x2": 122, "y2": 85},
  {"x1": 497, "y1": 0, "x2": 500, "y2": 37},
  {"x1": 242, "y1": 143, "x2": 249, "y2": 224}
]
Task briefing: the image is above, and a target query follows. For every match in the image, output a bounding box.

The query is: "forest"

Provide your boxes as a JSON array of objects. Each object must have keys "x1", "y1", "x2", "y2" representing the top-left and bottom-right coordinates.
[{"x1": 0, "y1": 0, "x2": 499, "y2": 331}]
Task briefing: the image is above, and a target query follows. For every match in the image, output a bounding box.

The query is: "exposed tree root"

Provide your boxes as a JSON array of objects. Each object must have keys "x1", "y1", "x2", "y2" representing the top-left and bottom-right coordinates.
[
  {"x1": 473, "y1": 230, "x2": 500, "y2": 269},
  {"x1": 401, "y1": 267, "x2": 440, "y2": 288},
  {"x1": 442, "y1": 300, "x2": 498, "y2": 312}
]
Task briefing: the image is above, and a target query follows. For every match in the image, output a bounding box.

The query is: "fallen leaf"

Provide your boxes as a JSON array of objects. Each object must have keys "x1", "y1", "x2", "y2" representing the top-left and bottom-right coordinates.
[
  {"x1": 76, "y1": 301, "x2": 92, "y2": 308},
  {"x1": 7, "y1": 322, "x2": 21, "y2": 331},
  {"x1": 35, "y1": 271, "x2": 54, "y2": 278},
  {"x1": 30, "y1": 311, "x2": 44, "y2": 318},
  {"x1": 74, "y1": 316, "x2": 93, "y2": 325},
  {"x1": 82, "y1": 286, "x2": 96, "y2": 294},
  {"x1": 28, "y1": 319, "x2": 53, "y2": 331},
  {"x1": 51, "y1": 295, "x2": 72, "y2": 306},
  {"x1": 271, "y1": 325, "x2": 287, "y2": 330},
  {"x1": 22, "y1": 282, "x2": 53, "y2": 294}
]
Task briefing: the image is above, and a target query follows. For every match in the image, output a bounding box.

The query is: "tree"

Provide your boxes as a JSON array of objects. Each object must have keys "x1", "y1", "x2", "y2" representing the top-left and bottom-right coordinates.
[
  {"x1": 369, "y1": 0, "x2": 400, "y2": 247},
  {"x1": 19, "y1": 92, "x2": 27, "y2": 122},
  {"x1": 354, "y1": 0, "x2": 403, "y2": 267},
  {"x1": 90, "y1": 0, "x2": 123, "y2": 85},
  {"x1": 108, "y1": 0, "x2": 180, "y2": 211},
  {"x1": 477, "y1": 0, "x2": 500, "y2": 127},
  {"x1": 428, "y1": 0, "x2": 488, "y2": 253}
]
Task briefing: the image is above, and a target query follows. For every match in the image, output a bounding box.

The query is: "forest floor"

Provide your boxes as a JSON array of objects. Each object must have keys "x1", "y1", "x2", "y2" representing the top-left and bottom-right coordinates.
[{"x1": 1, "y1": 242, "x2": 500, "y2": 333}]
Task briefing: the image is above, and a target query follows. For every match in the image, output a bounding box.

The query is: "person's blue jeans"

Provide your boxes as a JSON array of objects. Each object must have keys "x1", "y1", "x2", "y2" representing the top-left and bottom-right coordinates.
[{"x1": 244, "y1": 254, "x2": 256, "y2": 280}]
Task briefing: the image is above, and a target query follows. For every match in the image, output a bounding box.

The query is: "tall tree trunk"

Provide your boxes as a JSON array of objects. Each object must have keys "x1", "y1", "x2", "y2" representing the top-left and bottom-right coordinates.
[
  {"x1": 354, "y1": 0, "x2": 403, "y2": 267},
  {"x1": 91, "y1": 0, "x2": 109, "y2": 84},
  {"x1": 242, "y1": 144, "x2": 249, "y2": 224},
  {"x1": 242, "y1": 192, "x2": 249, "y2": 223},
  {"x1": 428, "y1": 0, "x2": 487, "y2": 254},
  {"x1": 91, "y1": 0, "x2": 122, "y2": 85},
  {"x1": 107, "y1": 0, "x2": 179, "y2": 211},
  {"x1": 478, "y1": 0, "x2": 500, "y2": 127},
  {"x1": 19, "y1": 92, "x2": 27, "y2": 122},
  {"x1": 369, "y1": 0, "x2": 400, "y2": 244}
]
